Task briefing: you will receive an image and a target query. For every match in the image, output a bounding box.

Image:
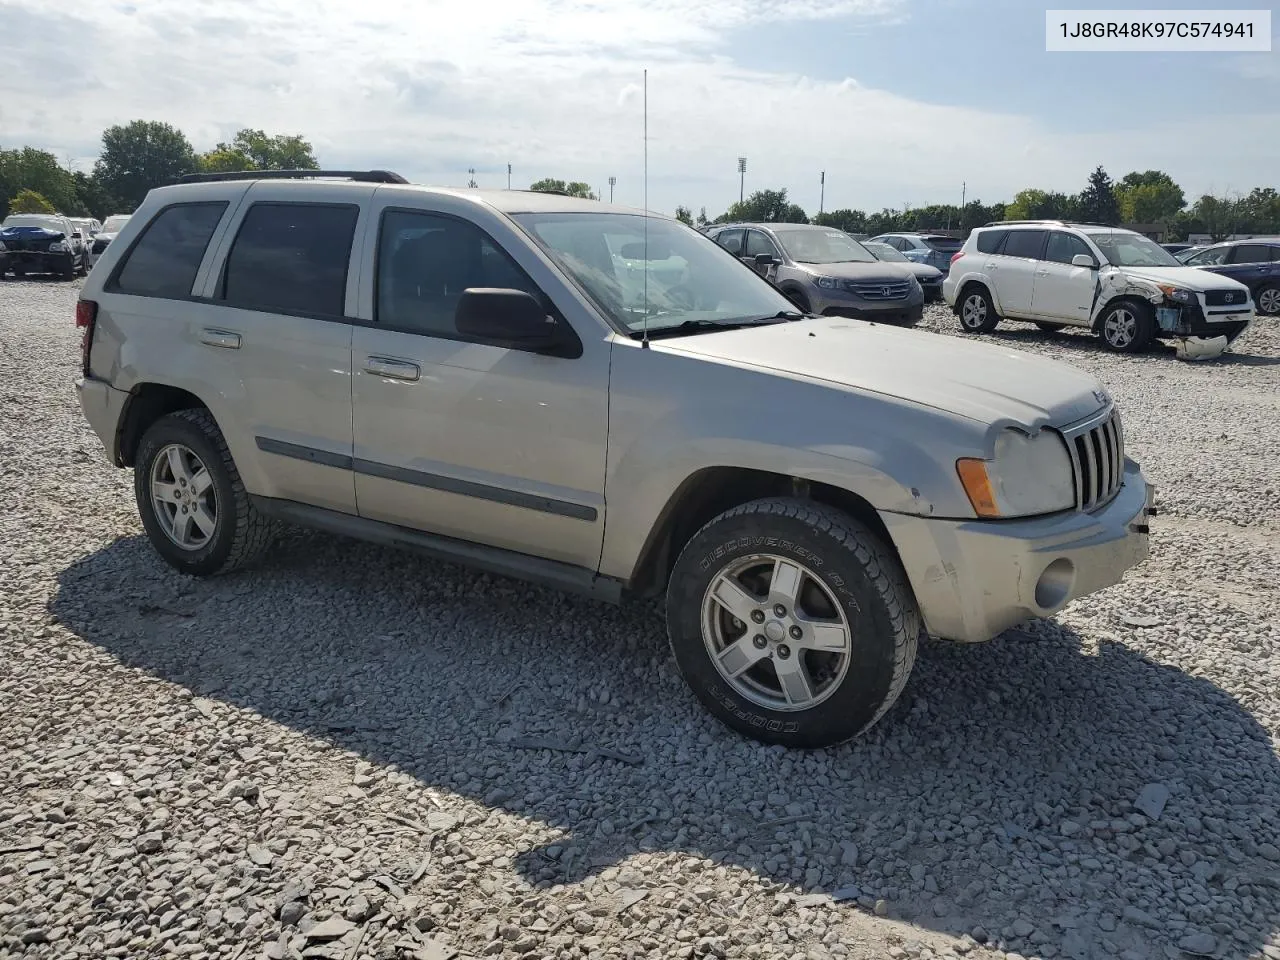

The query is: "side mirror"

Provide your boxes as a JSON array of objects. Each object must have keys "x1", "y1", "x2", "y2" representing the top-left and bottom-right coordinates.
[
  {"x1": 1071, "y1": 253, "x2": 1098, "y2": 269},
  {"x1": 754, "y1": 253, "x2": 779, "y2": 267},
  {"x1": 455, "y1": 288, "x2": 581, "y2": 358}
]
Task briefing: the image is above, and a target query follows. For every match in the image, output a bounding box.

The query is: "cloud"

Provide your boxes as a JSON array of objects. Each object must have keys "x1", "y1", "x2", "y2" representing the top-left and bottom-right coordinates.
[{"x1": 0, "y1": 0, "x2": 1276, "y2": 214}]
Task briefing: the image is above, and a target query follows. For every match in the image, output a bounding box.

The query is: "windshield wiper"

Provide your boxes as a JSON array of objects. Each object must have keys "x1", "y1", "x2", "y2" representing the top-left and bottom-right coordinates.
[{"x1": 634, "y1": 314, "x2": 795, "y2": 340}]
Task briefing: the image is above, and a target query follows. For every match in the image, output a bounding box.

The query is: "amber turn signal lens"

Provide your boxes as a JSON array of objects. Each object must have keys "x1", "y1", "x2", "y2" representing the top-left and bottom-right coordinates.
[{"x1": 956, "y1": 458, "x2": 1000, "y2": 518}]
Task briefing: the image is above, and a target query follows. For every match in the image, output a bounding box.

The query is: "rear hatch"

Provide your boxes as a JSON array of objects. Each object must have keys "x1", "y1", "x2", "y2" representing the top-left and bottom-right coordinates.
[{"x1": 920, "y1": 235, "x2": 962, "y2": 272}]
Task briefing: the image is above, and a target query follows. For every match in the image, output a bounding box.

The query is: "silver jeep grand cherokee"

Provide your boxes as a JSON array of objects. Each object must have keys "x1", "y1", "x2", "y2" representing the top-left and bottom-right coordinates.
[{"x1": 75, "y1": 170, "x2": 1155, "y2": 748}]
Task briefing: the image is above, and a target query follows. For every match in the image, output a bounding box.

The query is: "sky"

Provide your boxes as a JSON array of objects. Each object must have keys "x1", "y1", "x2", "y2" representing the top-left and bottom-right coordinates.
[{"x1": 0, "y1": 0, "x2": 1275, "y2": 217}]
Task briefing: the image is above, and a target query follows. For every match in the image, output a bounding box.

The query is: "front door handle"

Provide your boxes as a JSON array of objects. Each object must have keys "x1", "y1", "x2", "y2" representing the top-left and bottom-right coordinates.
[
  {"x1": 1035, "y1": 269, "x2": 1049, "y2": 277},
  {"x1": 199, "y1": 328, "x2": 241, "y2": 349},
  {"x1": 365, "y1": 356, "x2": 420, "y2": 382}
]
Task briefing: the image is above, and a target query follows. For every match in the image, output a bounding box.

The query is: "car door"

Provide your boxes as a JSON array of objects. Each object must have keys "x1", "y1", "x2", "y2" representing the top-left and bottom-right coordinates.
[
  {"x1": 1030, "y1": 231, "x2": 1096, "y2": 325},
  {"x1": 191, "y1": 184, "x2": 368, "y2": 514},
  {"x1": 1220, "y1": 243, "x2": 1278, "y2": 296},
  {"x1": 347, "y1": 193, "x2": 610, "y2": 570},
  {"x1": 988, "y1": 229, "x2": 1046, "y2": 316}
]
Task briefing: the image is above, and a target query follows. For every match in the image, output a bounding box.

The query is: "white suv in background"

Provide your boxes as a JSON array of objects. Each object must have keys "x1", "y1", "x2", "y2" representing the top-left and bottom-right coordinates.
[{"x1": 943, "y1": 221, "x2": 1255, "y2": 360}]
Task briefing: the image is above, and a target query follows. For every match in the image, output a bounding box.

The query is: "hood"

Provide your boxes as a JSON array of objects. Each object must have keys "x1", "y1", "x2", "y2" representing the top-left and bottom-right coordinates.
[
  {"x1": 794, "y1": 260, "x2": 916, "y2": 282},
  {"x1": 900, "y1": 261, "x2": 942, "y2": 280},
  {"x1": 0, "y1": 225, "x2": 64, "y2": 240},
  {"x1": 661, "y1": 318, "x2": 1109, "y2": 428},
  {"x1": 1114, "y1": 265, "x2": 1250, "y2": 293}
]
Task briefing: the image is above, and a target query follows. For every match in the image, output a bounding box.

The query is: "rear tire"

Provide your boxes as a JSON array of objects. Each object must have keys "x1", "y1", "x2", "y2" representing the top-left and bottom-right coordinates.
[
  {"x1": 1255, "y1": 284, "x2": 1280, "y2": 316},
  {"x1": 1034, "y1": 321, "x2": 1066, "y2": 332},
  {"x1": 665, "y1": 497, "x2": 919, "y2": 748},
  {"x1": 957, "y1": 285, "x2": 999, "y2": 333},
  {"x1": 1098, "y1": 299, "x2": 1155, "y2": 353},
  {"x1": 134, "y1": 409, "x2": 276, "y2": 576}
]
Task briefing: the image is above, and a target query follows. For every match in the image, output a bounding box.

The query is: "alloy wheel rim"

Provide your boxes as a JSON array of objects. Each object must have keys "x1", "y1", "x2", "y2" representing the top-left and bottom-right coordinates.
[
  {"x1": 1259, "y1": 288, "x2": 1280, "y2": 315},
  {"x1": 961, "y1": 295, "x2": 987, "y2": 328},
  {"x1": 149, "y1": 443, "x2": 217, "y2": 551},
  {"x1": 1104, "y1": 309, "x2": 1136, "y2": 348},
  {"x1": 700, "y1": 554, "x2": 852, "y2": 712}
]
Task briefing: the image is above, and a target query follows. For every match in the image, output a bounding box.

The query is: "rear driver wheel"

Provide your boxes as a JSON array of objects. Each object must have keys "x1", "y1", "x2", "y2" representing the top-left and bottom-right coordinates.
[
  {"x1": 958, "y1": 285, "x2": 999, "y2": 333},
  {"x1": 665, "y1": 497, "x2": 919, "y2": 748}
]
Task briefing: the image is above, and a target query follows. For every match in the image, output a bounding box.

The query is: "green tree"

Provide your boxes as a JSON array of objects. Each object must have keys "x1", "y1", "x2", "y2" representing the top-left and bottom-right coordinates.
[
  {"x1": 812, "y1": 208, "x2": 867, "y2": 234},
  {"x1": 674, "y1": 205, "x2": 693, "y2": 226},
  {"x1": 1076, "y1": 165, "x2": 1121, "y2": 225},
  {"x1": 529, "y1": 178, "x2": 596, "y2": 199},
  {"x1": 1192, "y1": 194, "x2": 1241, "y2": 240},
  {"x1": 197, "y1": 129, "x2": 319, "y2": 173},
  {"x1": 0, "y1": 147, "x2": 80, "y2": 216},
  {"x1": 94, "y1": 120, "x2": 197, "y2": 211},
  {"x1": 1115, "y1": 170, "x2": 1185, "y2": 223},
  {"x1": 718, "y1": 188, "x2": 807, "y2": 224},
  {"x1": 1005, "y1": 189, "x2": 1077, "y2": 221},
  {"x1": 695, "y1": 206, "x2": 709, "y2": 227},
  {"x1": 1237, "y1": 187, "x2": 1280, "y2": 234},
  {"x1": 7, "y1": 188, "x2": 55, "y2": 214},
  {"x1": 72, "y1": 172, "x2": 119, "y2": 220}
]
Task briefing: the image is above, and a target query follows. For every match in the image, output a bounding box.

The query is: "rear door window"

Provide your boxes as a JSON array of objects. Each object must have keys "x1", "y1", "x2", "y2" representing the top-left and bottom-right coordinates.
[
  {"x1": 1230, "y1": 244, "x2": 1271, "y2": 264},
  {"x1": 111, "y1": 202, "x2": 228, "y2": 299},
  {"x1": 219, "y1": 202, "x2": 359, "y2": 317},
  {"x1": 1001, "y1": 230, "x2": 1047, "y2": 259},
  {"x1": 715, "y1": 229, "x2": 745, "y2": 256}
]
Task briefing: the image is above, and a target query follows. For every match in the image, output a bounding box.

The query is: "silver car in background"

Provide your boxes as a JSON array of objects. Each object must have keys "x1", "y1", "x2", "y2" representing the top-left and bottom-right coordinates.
[
  {"x1": 707, "y1": 222, "x2": 925, "y2": 325},
  {"x1": 863, "y1": 240, "x2": 944, "y2": 301},
  {"x1": 88, "y1": 214, "x2": 132, "y2": 270},
  {"x1": 868, "y1": 232, "x2": 962, "y2": 275}
]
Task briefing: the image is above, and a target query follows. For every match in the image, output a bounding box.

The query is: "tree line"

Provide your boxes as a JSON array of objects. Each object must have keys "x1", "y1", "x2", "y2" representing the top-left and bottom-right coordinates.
[
  {"x1": 6, "y1": 123, "x2": 1278, "y2": 242},
  {"x1": 663, "y1": 166, "x2": 1280, "y2": 241},
  {"x1": 1, "y1": 120, "x2": 318, "y2": 219}
]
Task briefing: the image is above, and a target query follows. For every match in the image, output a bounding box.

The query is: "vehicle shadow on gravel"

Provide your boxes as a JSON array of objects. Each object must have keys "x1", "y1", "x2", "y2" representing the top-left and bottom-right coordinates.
[{"x1": 52, "y1": 531, "x2": 1280, "y2": 960}]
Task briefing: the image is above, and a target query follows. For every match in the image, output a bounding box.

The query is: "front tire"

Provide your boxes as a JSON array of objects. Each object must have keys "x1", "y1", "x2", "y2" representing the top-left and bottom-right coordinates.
[
  {"x1": 665, "y1": 498, "x2": 920, "y2": 748},
  {"x1": 60, "y1": 256, "x2": 75, "y2": 280},
  {"x1": 957, "y1": 285, "x2": 999, "y2": 333},
  {"x1": 1098, "y1": 299, "x2": 1155, "y2": 353},
  {"x1": 1256, "y1": 284, "x2": 1280, "y2": 316},
  {"x1": 134, "y1": 409, "x2": 275, "y2": 576},
  {"x1": 785, "y1": 288, "x2": 811, "y2": 313}
]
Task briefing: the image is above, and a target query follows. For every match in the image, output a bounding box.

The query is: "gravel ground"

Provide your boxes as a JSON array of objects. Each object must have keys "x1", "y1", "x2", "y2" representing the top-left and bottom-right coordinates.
[{"x1": 1, "y1": 277, "x2": 1278, "y2": 960}]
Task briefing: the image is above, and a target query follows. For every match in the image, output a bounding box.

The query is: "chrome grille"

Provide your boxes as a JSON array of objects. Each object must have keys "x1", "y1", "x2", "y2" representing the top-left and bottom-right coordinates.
[
  {"x1": 1063, "y1": 408, "x2": 1124, "y2": 511},
  {"x1": 845, "y1": 279, "x2": 911, "y2": 300}
]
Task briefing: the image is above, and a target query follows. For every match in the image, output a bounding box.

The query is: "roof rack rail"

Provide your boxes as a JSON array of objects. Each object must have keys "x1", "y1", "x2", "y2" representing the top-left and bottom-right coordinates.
[
  {"x1": 983, "y1": 219, "x2": 1066, "y2": 226},
  {"x1": 176, "y1": 169, "x2": 409, "y2": 185}
]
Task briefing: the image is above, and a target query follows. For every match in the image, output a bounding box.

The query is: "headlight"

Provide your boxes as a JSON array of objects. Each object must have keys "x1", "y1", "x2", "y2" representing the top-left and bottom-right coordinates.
[
  {"x1": 49, "y1": 241, "x2": 66, "y2": 252},
  {"x1": 1157, "y1": 284, "x2": 1195, "y2": 304},
  {"x1": 815, "y1": 276, "x2": 843, "y2": 290},
  {"x1": 956, "y1": 429, "x2": 1075, "y2": 518}
]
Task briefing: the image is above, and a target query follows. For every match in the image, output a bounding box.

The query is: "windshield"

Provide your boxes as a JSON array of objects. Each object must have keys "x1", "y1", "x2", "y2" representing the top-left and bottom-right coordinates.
[
  {"x1": 512, "y1": 213, "x2": 800, "y2": 334},
  {"x1": 102, "y1": 215, "x2": 131, "y2": 233},
  {"x1": 864, "y1": 241, "x2": 908, "y2": 262},
  {"x1": 2, "y1": 215, "x2": 65, "y2": 233},
  {"x1": 772, "y1": 227, "x2": 877, "y2": 264},
  {"x1": 1087, "y1": 231, "x2": 1181, "y2": 267}
]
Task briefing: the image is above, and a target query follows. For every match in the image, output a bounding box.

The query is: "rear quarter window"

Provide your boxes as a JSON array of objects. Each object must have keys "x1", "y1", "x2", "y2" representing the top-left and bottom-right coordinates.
[
  {"x1": 975, "y1": 230, "x2": 1007, "y2": 255},
  {"x1": 110, "y1": 202, "x2": 228, "y2": 299}
]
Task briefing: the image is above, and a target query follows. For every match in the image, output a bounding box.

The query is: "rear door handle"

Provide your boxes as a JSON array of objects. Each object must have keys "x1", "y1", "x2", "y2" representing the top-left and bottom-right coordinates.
[
  {"x1": 200, "y1": 328, "x2": 241, "y2": 349},
  {"x1": 984, "y1": 262, "x2": 998, "y2": 270},
  {"x1": 364, "y1": 356, "x2": 420, "y2": 382}
]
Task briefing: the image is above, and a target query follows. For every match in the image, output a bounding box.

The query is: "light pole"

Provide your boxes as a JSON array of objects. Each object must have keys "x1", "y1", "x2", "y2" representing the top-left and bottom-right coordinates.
[
  {"x1": 819, "y1": 171, "x2": 825, "y2": 216},
  {"x1": 737, "y1": 157, "x2": 747, "y2": 204},
  {"x1": 608, "y1": 176, "x2": 616, "y2": 203},
  {"x1": 507, "y1": 163, "x2": 512, "y2": 190}
]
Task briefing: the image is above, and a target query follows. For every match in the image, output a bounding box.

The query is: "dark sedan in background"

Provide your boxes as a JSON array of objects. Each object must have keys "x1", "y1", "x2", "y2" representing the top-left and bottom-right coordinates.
[
  {"x1": 1183, "y1": 239, "x2": 1280, "y2": 315},
  {"x1": 862, "y1": 240, "x2": 944, "y2": 301}
]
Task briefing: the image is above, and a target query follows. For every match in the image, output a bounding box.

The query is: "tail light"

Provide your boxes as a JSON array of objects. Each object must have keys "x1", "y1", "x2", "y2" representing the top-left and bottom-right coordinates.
[
  {"x1": 75, "y1": 299, "x2": 98, "y2": 377},
  {"x1": 950, "y1": 251, "x2": 964, "y2": 264}
]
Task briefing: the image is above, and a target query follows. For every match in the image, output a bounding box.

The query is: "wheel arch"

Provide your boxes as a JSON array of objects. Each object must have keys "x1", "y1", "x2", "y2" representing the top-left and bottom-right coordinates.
[
  {"x1": 116, "y1": 383, "x2": 210, "y2": 467},
  {"x1": 956, "y1": 276, "x2": 1002, "y2": 316},
  {"x1": 626, "y1": 466, "x2": 903, "y2": 599},
  {"x1": 1090, "y1": 292, "x2": 1154, "y2": 333}
]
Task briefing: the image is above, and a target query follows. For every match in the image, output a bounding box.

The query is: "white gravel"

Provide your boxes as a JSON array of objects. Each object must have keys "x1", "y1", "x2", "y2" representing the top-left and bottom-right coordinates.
[{"x1": 1, "y1": 278, "x2": 1278, "y2": 960}]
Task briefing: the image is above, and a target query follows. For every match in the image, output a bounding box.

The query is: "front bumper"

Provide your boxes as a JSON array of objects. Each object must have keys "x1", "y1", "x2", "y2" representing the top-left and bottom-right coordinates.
[
  {"x1": 1156, "y1": 301, "x2": 1252, "y2": 360},
  {"x1": 812, "y1": 286, "x2": 926, "y2": 325},
  {"x1": 881, "y1": 459, "x2": 1154, "y2": 643},
  {"x1": 8, "y1": 251, "x2": 73, "y2": 272},
  {"x1": 76, "y1": 377, "x2": 131, "y2": 465}
]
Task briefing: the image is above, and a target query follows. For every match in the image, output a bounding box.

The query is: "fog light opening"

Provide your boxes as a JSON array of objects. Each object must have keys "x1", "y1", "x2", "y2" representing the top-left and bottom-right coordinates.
[{"x1": 1034, "y1": 558, "x2": 1075, "y2": 612}]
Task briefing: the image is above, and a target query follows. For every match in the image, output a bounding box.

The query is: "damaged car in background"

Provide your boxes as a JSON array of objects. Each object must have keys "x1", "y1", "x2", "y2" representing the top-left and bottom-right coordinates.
[
  {"x1": 944, "y1": 221, "x2": 1254, "y2": 360},
  {"x1": 0, "y1": 213, "x2": 88, "y2": 279}
]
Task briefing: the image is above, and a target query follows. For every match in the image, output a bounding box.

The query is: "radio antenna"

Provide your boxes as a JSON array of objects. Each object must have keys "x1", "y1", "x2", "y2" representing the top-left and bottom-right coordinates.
[{"x1": 641, "y1": 68, "x2": 650, "y2": 349}]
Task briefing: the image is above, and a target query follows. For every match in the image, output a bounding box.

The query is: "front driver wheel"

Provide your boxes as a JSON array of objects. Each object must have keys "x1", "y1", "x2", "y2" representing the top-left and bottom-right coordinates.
[
  {"x1": 665, "y1": 498, "x2": 920, "y2": 748},
  {"x1": 1099, "y1": 299, "x2": 1155, "y2": 353}
]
